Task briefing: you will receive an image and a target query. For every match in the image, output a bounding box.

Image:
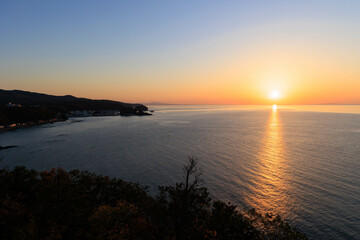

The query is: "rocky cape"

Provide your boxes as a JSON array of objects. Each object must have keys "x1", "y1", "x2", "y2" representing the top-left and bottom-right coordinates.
[{"x1": 0, "y1": 89, "x2": 150, "y2": 131}]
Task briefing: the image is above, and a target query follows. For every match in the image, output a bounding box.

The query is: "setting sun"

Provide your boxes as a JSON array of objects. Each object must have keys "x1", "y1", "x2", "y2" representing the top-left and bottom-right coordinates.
[{"x1": 270, "y1": 91, "x2": 281, "y2": 100}]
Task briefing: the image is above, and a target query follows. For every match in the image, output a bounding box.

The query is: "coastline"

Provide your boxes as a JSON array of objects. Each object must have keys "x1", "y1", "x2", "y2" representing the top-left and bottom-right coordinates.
[
  {"x1": 0, "y1": 89, "x2": 151, "y2": 134},
  {"x1": 0, "y1": 111, "x2": 152, "y2": 134},
  {"x1": 0, "y1": 118, "x2": 66, "y2": 134}
]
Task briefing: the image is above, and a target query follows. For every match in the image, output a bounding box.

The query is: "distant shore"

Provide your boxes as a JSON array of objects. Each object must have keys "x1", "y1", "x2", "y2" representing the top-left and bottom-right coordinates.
[
  {"x1": 0, "y1": 111, "x2": 152, "y2": 134},
  {"x1": 0, "y1": 118, "x2": 65, "y2": 134},
  {"x1": 0, "y1": 89, "x2": 152, "y2": 134}
]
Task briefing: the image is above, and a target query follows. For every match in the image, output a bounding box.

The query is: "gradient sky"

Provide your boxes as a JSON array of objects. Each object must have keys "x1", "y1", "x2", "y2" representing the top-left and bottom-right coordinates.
[{"x1": 1, "y1": 0, "x2": 360, "y2": 104}]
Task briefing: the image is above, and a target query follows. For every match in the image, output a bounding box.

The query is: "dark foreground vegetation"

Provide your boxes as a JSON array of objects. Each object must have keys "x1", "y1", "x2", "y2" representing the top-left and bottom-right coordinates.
[{"x1": 0, "y1": 157, "x2": 307, "y2": 240}]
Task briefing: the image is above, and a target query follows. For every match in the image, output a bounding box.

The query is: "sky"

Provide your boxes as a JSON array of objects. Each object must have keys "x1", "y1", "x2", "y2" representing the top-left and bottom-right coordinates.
[{"x1": 1, "y1": 0, "x2": 360, "y2": 104}]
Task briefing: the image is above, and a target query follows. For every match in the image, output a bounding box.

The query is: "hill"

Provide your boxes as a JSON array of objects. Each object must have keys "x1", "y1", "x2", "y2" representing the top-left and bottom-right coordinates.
[
  {"x1": 0, "y1": 89, "x2": 150, "y2": 127},
  {"x1": 0, "y1": 89, "x2": 148, "y2": 112}
]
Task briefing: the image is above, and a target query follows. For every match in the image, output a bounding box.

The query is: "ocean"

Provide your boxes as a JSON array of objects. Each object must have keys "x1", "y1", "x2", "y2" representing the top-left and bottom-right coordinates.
[{"x1": 1, "y1": 105, "x2": 359, "y2": 239}]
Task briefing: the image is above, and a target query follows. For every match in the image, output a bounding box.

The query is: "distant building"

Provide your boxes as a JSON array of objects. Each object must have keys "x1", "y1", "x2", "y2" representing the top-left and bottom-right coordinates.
[
  {"x1": 69, "y1": 110, "x2": 92, "y2": 117},
  {"x1": 7, "y1": 102, "x2": 22, "y2": 108}
]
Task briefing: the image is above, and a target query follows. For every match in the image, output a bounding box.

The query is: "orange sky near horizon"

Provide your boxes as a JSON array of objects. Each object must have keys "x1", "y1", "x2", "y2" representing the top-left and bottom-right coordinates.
[
  {"x1": 1, "y1": 1, "x2": 360, "y2": 105},
  {"x1": 6, "y1": 39, "x2": 359, "y2": 105},
  {"x1": 3, "y1": 38, "x2": 360, "y2": 105}
]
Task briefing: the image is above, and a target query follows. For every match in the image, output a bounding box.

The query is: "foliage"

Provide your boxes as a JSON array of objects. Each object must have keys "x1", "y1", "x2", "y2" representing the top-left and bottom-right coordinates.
[
  {"x1": 90, "y1": 200, "x2": 156, "y2": 240},
  {"x1": 0, "y1": 158, "x2": 308, "y2": 240}
]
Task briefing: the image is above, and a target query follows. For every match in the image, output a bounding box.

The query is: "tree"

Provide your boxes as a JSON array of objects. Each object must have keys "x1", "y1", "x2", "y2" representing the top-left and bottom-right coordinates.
[{"x1": 157, "y1": 157, "x2": 212, "y2": 239}]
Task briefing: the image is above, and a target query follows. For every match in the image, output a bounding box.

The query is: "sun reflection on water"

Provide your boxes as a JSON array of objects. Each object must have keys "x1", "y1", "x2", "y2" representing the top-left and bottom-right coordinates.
[
  {"x1": 245, "y1": 108, "x2": 291, "y2": 216},
  {"x1": 272, "y1": 104, "x2": 277, "y2": 111}
]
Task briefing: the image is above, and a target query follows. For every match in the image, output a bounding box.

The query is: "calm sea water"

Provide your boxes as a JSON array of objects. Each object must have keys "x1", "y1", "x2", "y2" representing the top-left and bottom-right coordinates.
[{"x1": 1, "y1": 105, "x2": 360, "y2": 239}]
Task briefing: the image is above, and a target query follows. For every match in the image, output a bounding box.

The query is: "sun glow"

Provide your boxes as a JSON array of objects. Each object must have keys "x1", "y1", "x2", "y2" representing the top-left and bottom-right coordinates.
[
  {"x1": 270, "y1": 91, "x2": 280, "y2": 99},
  {"x1": 272, "y1": 104, "x2": 277, "y2": 111}
]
